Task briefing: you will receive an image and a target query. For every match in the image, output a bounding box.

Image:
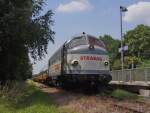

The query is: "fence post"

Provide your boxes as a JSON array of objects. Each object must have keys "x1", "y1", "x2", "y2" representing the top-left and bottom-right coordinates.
[
  {"x1": 129, "y1": 69, "x2": 132, "y2": 83},
  {"x1": 144, "y1": 68, "x2": 147, "y2": 83},
  {"x1": 118, "y1": 71, "x2": 120, "y2": 83}
]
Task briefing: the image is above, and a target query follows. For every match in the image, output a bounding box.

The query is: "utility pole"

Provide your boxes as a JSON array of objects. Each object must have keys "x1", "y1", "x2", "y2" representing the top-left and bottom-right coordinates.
[{"x1": 120, "y1": 6, "x2": 128, "y2": 78}]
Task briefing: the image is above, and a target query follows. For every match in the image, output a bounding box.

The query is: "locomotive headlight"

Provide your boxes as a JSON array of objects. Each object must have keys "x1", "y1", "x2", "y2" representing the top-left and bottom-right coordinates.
[
  {"x1": 89, "y1": 45, "x2": 94, "y2": 50},
  {"x1": 71, "y1": 60, "x2": 79, "y2": 67},
  {"x1": 104, "y1": 61, "x2": 109, "y2": 66}
]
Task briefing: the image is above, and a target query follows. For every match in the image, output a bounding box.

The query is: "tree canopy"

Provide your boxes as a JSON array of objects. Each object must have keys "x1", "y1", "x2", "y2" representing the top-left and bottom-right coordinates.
[
  {"x1": 0, "y1": 0, "x2": 55, "y2": 82},
  {"x1": 99, "y1": 35, "x2": 120, "y2": 69},
  {"x1": 99, "y1": 25, "x2": 150, "y2": 70},
  {"x1": 124, "y1": 24, "x2": 150, "y2": 59},
  {"x1": 99, "y1": 35, "x2": 120, "y2": 58}
]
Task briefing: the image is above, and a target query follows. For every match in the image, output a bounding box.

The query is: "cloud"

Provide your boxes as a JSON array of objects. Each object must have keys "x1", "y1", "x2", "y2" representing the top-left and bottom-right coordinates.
[
  {"x1": 56, "y1": 0, "x2": 93, "y2": 13},
  {"x1": 123, "y1": 1, "x2": 150, "y2": 25}
]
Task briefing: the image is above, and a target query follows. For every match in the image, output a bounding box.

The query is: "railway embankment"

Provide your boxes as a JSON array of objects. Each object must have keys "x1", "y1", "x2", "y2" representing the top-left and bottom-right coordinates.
[
  {"x1": 1, "y1": 80, "x2": 150, "y2": 113},
  {"x1": 34, "y1": 81, "x2": 150, "y2": 113}
]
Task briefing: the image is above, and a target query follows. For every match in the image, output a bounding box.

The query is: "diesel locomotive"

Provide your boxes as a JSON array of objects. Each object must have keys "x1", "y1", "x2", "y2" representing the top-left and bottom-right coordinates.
[{"x1": 47, "y1": 33, "x2": 112, "y2": 87}]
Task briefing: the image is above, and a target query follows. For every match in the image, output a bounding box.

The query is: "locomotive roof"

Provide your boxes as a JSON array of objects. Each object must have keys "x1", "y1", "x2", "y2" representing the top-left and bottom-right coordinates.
[
  {"x1": 48, "y1": 33, "x2": 106, "y2": 62},
  {"x1": 71, "y1": 33, "x2": 97, "y2": 39},
  {"x1": 66, "y1": 33, "x2": 103, "y2": 43},
  {"x1": 66, "y1": 33, "x2": 105, "y2": 47}
]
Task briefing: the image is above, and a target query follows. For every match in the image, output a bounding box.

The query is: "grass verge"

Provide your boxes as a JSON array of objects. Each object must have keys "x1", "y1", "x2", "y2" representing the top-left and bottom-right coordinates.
[
  {"x1": 0, "y1": 80, "x2": 60, "y2": 113},
  {"x1": 111, "y1": 89, "x2": 138, "y2": 100}
]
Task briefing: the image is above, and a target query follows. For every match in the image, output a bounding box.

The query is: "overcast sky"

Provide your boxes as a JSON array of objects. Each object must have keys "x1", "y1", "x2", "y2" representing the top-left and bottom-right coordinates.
[{"x1": 32, "y1": 0, "x2": 150, "y2": 74}]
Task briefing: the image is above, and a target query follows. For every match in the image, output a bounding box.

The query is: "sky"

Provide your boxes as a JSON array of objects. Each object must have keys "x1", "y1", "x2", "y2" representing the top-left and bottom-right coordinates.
[{"x1": 32, "y1": 0, "x2": 150, "y2": 74}]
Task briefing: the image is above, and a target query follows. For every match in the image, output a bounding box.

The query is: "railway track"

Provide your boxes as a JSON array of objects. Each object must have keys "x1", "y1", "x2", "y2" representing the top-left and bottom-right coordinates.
[
  {"x1": 112, "y1": 100, "x2": 150, "y2": 113},
  {"x1": 113, "y1": 104, "x2": 144, "y2": 113}
]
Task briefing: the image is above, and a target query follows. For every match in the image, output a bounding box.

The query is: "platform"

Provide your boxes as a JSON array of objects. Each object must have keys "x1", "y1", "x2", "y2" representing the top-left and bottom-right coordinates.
[{"x1": 110, "y1": 81, "x2": 150, "y2": 87}]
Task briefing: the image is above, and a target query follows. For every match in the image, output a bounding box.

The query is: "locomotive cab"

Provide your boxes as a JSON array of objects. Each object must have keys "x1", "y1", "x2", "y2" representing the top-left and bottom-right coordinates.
[
  {"x1": 64, "y1": 33, "x2": 112, "y2": 84},
  {"x1": 48, "y1": 33, "x2": 112, "y2": 87}
]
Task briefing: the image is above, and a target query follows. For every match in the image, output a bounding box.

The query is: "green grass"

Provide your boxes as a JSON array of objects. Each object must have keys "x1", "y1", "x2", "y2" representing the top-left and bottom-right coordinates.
[
  {"x1": 0, "y1": 80, "x2": 60, "y2": 113},
  {"x1": 111, "y1": 89, "x2": 138, "y2": 100}
]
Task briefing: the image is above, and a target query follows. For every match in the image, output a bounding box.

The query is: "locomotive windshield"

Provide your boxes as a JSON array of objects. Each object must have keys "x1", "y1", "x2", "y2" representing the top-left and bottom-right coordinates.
[
  {"x1": 88, "y1": 35, "x2": 105, "y2": 48},
  {"x1": 68, "y1": 36, "x2": 87, "y2": 49}
]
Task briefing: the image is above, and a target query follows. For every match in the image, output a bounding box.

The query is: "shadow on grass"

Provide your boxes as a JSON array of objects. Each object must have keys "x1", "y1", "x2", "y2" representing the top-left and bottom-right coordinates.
[
  {"x1": 14, "y1": 86, "x2": 56, "y2": 108},
  {"x1": 1, "y1": 84, "x2": 60, "y2": 113}
]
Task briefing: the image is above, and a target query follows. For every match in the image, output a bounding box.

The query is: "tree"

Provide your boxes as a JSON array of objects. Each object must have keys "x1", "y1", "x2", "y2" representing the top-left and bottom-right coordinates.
[
  {"x1": 99, "y1": 35, "x2": 120, "y2": 68},
  {"x1": 0, "y1": 0, "x2": 55, "y2": 82},
  {"x1": 124, "y1": 24, "x2": 150, "y2": 59}
]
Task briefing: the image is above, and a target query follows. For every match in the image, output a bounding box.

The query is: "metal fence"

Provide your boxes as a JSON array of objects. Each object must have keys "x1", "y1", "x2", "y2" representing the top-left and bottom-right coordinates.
[{"x1": 111, "y1": 67, "x2": 150, "y2": 82}]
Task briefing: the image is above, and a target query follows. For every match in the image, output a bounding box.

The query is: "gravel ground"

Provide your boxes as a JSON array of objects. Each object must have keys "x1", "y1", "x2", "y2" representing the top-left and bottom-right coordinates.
[{"x1": 35, "y1": 82, "x2": 150, "y2": 113}]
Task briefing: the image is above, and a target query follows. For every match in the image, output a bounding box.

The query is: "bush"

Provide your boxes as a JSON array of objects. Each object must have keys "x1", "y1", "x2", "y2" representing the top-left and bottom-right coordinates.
[
  {"x1": 0, "y1": 81, "x2": 29, "y2": 103},
  {"x1": 111, "y1": 59, "x2": 122, "y2": 70}
]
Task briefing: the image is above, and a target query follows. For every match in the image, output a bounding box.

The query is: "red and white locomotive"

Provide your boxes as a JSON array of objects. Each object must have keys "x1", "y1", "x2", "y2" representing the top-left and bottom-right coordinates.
[{"x1": 48, "y1": 33, "x2": 112, "y2": 87}]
